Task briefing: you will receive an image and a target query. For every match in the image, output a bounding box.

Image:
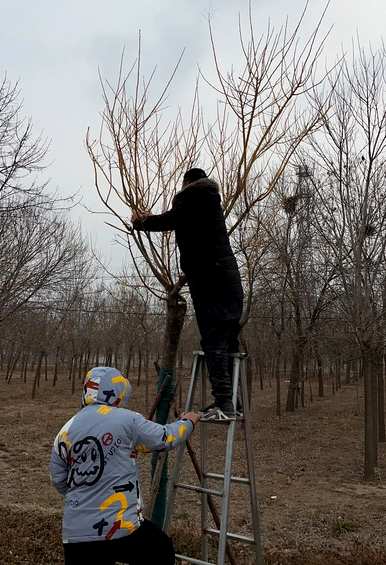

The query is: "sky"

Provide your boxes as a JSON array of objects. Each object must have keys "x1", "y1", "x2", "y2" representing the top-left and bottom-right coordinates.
[{"x1": 1, "y1": 0, "x2": 385, "y2": 271}]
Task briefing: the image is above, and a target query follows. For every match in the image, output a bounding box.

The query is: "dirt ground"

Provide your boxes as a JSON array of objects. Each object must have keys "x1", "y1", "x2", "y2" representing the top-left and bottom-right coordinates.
[{"x1": 0, "y1": 369, "x2": 385, "y2": 565}]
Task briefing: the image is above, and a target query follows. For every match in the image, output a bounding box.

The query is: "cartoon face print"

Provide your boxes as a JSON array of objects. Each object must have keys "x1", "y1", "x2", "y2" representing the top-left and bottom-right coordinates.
[{"x1": 67, "y1": 436, "x2": 105, "y2": 487}]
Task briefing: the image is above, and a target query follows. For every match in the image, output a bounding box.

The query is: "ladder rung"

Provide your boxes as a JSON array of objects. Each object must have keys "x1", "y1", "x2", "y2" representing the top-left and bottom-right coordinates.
[
  {"x1": 199, "y1": 416, "x2": 246, "y2": 425},
  {"x1": 205, "y1": 472, "x2": 250, "y2": 484},
  {"x1": 193, "y1": 350, "x2": 247, "y2": 360},
  {"x1": 204, "y1": 528, "x2": 256, "y2": 545},
  {"x1": 230, "y1": 352, "x2": 248, "y2": 359},
  {"x1": 174, "y1": 482, "x2": 223, "y2": 497},
  {"x1": 175, "y1": 555, "x2": 215, "y2": 565}
]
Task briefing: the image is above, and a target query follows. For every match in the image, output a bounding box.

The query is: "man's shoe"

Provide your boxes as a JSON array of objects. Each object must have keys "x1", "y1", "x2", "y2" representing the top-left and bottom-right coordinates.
[
  {"x1": 200, "y1": 406, "x2": 235, "y2": 421},
  {"x1": 200, "y1": 399, "x2": 235, "y2": 421}
]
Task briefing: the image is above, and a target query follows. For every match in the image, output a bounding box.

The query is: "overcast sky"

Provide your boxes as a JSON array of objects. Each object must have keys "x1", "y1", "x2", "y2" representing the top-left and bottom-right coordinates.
[{"x1": 1, "y1": 0, "x2": 385, "y2": 270}]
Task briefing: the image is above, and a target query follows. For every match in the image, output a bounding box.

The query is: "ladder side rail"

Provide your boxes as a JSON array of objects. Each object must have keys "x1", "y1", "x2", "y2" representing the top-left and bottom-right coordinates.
[
  {"x1": 164, "y1": 353, "x2": 202, "y2": 531},
  {"x1": 216, "y1": 356, "x2": 240, "y2": 565},
  {"x1": 185, "y1": 352, "x2": 203, "y2": 411},
  {"x1": 200, "y1": 355, "x2": 209, "y2": 562},
  {"x1": 240, "y1": 357, "x2": 265, "y2": 565}
]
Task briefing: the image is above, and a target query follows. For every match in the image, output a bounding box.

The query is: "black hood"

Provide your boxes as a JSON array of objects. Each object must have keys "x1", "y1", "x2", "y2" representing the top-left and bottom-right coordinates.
[{"x1": 182, "y1": 177, "x2": 219, "y2": 194}]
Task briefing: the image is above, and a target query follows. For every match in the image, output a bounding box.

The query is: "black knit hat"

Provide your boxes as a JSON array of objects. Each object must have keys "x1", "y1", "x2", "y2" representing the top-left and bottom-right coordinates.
[{"x1": 183, "y1": 168, "x2": 207, "y2": 184}]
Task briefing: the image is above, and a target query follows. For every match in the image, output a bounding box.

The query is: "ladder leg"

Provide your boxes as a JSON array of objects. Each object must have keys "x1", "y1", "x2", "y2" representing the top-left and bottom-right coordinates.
[
  {"x1": 164, "y1": 353, "x2": 202, "y2": 531},
  {"x1": 240, "y1": 359, "x2": 264, "y2": 565},
  {"x1": 200, "y1": 356, "x2": 209, "y2": 561},
  {"x1": 185, "y1": 352, "x2": 202, "y2": 411},
  {"x1": 217, "y1": 356, "x2": 240, "y2": 564}
]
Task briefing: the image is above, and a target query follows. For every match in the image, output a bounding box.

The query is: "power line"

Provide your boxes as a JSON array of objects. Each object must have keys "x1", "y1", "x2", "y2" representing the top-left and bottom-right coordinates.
[{"x1": 11, "y1": 301, "x2": 356, "y2": 324}]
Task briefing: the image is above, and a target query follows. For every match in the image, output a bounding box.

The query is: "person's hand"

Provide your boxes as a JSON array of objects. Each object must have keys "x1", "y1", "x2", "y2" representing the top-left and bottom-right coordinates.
[
  {"x1": 131, "y1": 209, "x2": 151, "y2": 223},
  {"x1": 180, "y1": 411, "x2": 201, "y2": 426}
]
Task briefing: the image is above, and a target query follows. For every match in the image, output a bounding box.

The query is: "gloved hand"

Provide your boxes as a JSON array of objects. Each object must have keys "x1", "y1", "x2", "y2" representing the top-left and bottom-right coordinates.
[{"x1": 131, "y1": 209, "x2": 151, "y2": 223}]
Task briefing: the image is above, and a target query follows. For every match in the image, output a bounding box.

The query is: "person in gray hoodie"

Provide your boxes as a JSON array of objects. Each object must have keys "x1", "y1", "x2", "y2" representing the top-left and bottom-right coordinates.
[{"x1": 50, "y1": 366, "x2": 200, "y2": 565}]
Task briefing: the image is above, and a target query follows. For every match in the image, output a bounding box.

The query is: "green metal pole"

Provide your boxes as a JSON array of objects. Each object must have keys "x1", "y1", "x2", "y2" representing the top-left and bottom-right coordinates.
[{"x1": 151, "y1": 366, "x2": 175, "y2": 526}]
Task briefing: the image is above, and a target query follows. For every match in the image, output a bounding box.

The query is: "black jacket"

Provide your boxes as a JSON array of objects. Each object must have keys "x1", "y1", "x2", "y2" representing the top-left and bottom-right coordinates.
[
  {"x1": 133, "y1": 178, "x2": 243, "y2": 320},
  {"x1": 133, "y1": 178, "x2": 236, "y2": 277}
]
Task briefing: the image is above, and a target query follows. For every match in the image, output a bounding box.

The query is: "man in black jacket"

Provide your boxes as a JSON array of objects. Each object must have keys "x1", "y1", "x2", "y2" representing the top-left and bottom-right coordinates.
[{"x1": 132, "y1": 168, "x2": 244, "y2": 420}]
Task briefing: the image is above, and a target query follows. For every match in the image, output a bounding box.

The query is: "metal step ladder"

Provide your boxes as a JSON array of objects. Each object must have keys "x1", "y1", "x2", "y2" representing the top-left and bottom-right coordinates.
[{"x1": 164, "y1": 351, "x2": 264, "y2": 565}]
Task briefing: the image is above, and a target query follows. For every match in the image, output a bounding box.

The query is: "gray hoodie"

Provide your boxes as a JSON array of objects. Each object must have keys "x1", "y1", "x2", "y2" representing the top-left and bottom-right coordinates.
[{"x1": 49, "y1": 366, "x2": 193, "y2": 543}]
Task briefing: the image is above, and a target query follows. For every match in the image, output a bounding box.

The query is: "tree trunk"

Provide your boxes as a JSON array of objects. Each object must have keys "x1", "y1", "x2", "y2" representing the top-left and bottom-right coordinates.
[
  {"x1": 268, "y1": 359, "x2": 273, "y2": 388},
  {"x1": 330, "y1": 363, "x2": 335, "y2": 395},
  {"x1": 308, "y1": 377, "x2": 313, "y2": 403},
  {"x1": 125, "y1": 346, "x2": 133, "y2": 378},
  {"x1": 151, "y1": 290, "x2": 186, "y2": 528},
  {"x1": 275, "y1": 353, "x2": 281, "y2": 417},
  {"x1": 30, "y1": 353, "x2": 37, "y2": 372},
  {"x1": 5, "y1": 345, "x2": 16, "y2": 382},
  {"x1": 53, "y1": 347, "x2": 60, "y2": 386},
  {"x1": 44, "y1": 352, "x2": 48, "y2": 381},
  {"x1": 7, "y1": 350, "x2": 20, "y2": 384},
  {"x1": 300, "y1": 380, "x2": 305, "y2": 408},
  {"x1": 363, "y1": 350, "x2": 378, "y2": 480},
  {"x1": 344, "y1": 360, "x2": 351, "y2": 385},
  {"x1": 317, "y1": 353, "x2": 324, "y2": 397},
  {"x1": 71, "y1": 355, "x2": 77, "y2": 395},
  {"x1": 246, "y1": 355, "x2": 253, "y2": 408},
  {"x1": 78, "y1": 352, "x2": 84, "y2": 381},
  {"x1": 137, "y1": 349, "x2": 142, "y2": 386},
  {"x1": 336, "y1": 359, "x2": 341, "y2": 390},
  {"x1": 32, "y1": 351, "x2": 44, "y2": 399},
  {"x1": 145, "y1": 349, "x2": 150, "y2": 409},
  {"x1": 255, "y1": 359, "x2": 263, "y2": 391},
  {"x1": 68, "y1": 354, "x2": 74, "y2": 381},
  {"x1": 378, "y1": 367, "x2": 385, "y2": 443},
  {"x1": 20, "y1": 353, "x2": 27, "y2": 381},
  {"x1": 23, "y1": 353, "x2": 29, "y2": 383},
  {"x1": 286, "y1": 337, "x2": 305, "y2": 412},
  {"x1": 83, "y1": 350, "x2": 91, "y2": 375},
  {"x1": 240, "y1": 335, "x2": 252, "y2": 405},
  {"x1": 105, "y1": 349, "x2": 112, "y2": 366}
]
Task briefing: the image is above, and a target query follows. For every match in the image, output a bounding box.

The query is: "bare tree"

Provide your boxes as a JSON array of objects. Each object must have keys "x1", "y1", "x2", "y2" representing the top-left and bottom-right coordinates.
[
  {"x1": 204, "y1": 2, "x2": 331, "y2": 232},
  {"x1": 308, "y1": 42, "x2": 386, "y2": 479},
  {"x1": 0, "y1": 74, "x2": 49, "y2": 208},
  {"x1": 0, "y1": 203, "x2": 89, "y2": 322},
  {"x1": 87, "y1": 5, "x2": 330, "y2": 522}
]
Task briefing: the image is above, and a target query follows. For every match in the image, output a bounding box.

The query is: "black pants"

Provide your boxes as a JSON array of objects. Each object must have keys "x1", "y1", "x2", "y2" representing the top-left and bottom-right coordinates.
[
  {"x1": 187, "y1": 258, "x2": 243, "y2": 404},
  {"x1": 201, "y1": 319, "x2": 241, "y2": 404},
  {"x1": 63, "y1": 520, "x2": 175, "y2": 565}
]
